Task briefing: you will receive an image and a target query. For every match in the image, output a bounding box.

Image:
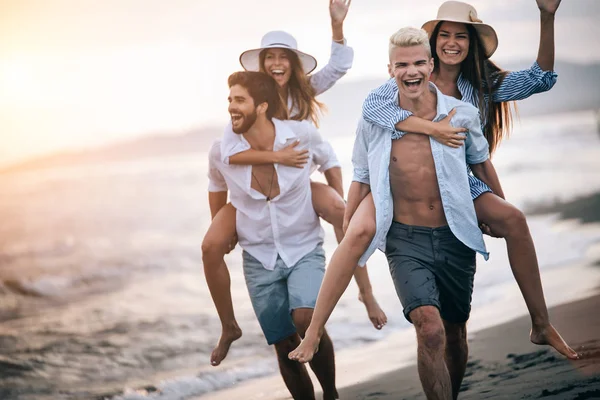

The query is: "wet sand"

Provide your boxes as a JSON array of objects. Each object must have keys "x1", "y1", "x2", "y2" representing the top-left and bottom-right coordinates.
[{"x1": 339, "y1": 292, "x2": 600, "y2": 399}]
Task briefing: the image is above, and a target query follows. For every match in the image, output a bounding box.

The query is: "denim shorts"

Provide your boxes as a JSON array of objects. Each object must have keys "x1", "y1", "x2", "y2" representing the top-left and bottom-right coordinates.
[
  {"x1": 242, "y1": 244, "x2": 326, "y2": 345},
  {"x1": 386, "y1": 222, "x2": 476, "y2": 324}
]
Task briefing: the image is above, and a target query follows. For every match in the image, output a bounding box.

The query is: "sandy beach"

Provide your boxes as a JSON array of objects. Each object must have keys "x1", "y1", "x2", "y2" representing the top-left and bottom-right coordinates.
[{"x1": 339, "y1": 292, "x2": 600, "y2": 399}]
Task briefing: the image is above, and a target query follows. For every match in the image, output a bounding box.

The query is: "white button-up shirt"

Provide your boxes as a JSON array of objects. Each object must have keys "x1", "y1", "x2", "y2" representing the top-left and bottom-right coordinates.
[{"x1": 208, "y1": 119, "x2": 340, "y2": 270}]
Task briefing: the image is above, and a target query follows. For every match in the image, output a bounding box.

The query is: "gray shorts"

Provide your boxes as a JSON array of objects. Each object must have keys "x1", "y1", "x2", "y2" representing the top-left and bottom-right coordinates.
[
  {"x1": 242, "y1": 244, "x2": 326, "y2": 345},
  {"x1": 385, "y1": 222, "x2": 476, "y2": 324}
]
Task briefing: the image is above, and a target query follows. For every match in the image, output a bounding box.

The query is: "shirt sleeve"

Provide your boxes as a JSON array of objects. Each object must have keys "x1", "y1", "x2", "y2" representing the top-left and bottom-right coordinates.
[
  {"x1": 460, "y1": 107, "x2": 490, "y2": 165},
  {"x1": 351, "y1": 119, "x2": 371, "y2": 184},
  {"x1": 308, "y1": 40, "x2": 354, "y2": 96},
  {"x1": 306, "y1": 122, "x2": 341, "y2": 172},
  {"x1": 362, "y1": 78, "x2": 413, "y2": 137},
  {"x1": 490, "y1": 61, "x2": 558, "y2": 103},
  {"x1": 220, "y1": 123, "x2": 250, "y2": 165},
  {"x1": 208, "y1": 141, "x2": 229, "y2": 192}
]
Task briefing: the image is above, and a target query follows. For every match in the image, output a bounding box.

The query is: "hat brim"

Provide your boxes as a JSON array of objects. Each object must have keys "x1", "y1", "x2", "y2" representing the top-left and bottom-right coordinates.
[
  {"x1": 239, "y1": 46, "x2": 318, "y2": 75},
  {"x1": 421, "y1": 19, "x2": 498, "y2": 58}
]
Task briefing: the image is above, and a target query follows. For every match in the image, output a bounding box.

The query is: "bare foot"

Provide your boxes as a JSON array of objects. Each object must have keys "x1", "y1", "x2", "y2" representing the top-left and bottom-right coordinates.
[
  {"x1": 530, "y1": 323, "x2": 579, "y2": 360},
  {"x1": 288, "y1": 334, "x2": 320, "y2": 364},
  {"x1": 358, "y1": 292, "x2": 387, "y2": 330},
  {"x1": 210, "y1": 326, "x2": 242, "y2": 366}
]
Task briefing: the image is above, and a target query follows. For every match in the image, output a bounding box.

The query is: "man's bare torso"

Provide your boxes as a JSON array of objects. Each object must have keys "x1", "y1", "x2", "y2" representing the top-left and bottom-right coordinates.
[{"x1": 390, "y1": 108, "x2": 448, "y2": 228}]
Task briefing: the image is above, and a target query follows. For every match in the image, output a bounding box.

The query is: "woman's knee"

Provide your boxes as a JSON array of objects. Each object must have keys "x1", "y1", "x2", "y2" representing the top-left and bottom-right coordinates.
[
  {"x1": 346, "y1": 218, "x2": 376, "y2": 247},
  {"x1": 495, "y1": 203, "x2": 528, "y2": 234},
  {"x1": 201, "y1": 232, "x2": 228, "y2": 261}
]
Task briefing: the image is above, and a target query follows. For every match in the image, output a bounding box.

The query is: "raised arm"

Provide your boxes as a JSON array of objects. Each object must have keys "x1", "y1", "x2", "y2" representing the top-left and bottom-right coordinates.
[
  {"x1": 490, "y1": 1, "x2": 561, "y2": 103},
  {"x1": 309, "y1": 0, "x2": 354, "y2": 96},
  {"x1": 536, "y1": 0, "x2": 560, "y2": 71},
  {"x1": 228, "y1": 141, "x2": 309, "y2": 168}
]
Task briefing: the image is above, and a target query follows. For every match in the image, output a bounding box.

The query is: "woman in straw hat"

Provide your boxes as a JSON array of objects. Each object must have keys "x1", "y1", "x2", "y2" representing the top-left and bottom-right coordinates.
[
  {"x1": 202, "y1": 0, "x2": 388, "y2": 369},
  {"x1": 288, "y1": 0, "x2": 578, "y2": 365}
]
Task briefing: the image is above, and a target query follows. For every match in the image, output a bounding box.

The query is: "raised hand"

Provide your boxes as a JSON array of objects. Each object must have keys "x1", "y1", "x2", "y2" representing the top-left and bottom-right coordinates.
[
  {"x1": 275, "y1": 140, "x2": 309, "y2": 168},
  {"x1": 330, "y1": 0, "x2": 351, "y2": 26},
  {"x1": 536, "y1": 0, "x2": 561, "y2": 15}
]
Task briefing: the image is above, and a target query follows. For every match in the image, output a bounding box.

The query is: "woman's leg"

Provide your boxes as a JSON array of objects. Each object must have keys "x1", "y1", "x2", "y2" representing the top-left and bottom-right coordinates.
[
  {"x1": 289, "y1": 193, "x2": 377, "y2": 363},
  {"x1": 474, "y1": 192, "x2": 578, "y2": 359},
  {"x1": 201, "y1": 203, "x2": 243, "y2": 366},
  {"x1": 311, "y1": 182, "x2": 387, "y2": 329}
]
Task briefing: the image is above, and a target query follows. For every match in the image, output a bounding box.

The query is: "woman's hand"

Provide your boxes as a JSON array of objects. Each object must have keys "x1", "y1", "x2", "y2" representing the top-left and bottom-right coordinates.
[
  {"x1": 536, "y1": 0, "x2": 561, "y2": 15},
  {"x1": 330, "y1": 0, "x2": 351, "y2": 27},
  {"x1": 275, "y1": 140, "x2": 309, "y2": 168},
  {"x1": 430, "y1": 108, "x2": 468, "y2": 148}
]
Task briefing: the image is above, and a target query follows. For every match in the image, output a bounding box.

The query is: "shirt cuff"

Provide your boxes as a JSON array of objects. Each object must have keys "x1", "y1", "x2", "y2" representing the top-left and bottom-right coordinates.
[
  {"x1": 208, "y1": 182, "x2": 227, "y2": 192},
  {"x1": 318, "y1": 159, "x2": 342, "y2": 173},
  {"x1": 531, "y1": 61, "x2": 558, "y2": 85},
  {"x1": 352, "y1": 168, "x2": 370, "y2": 185},
  {"x1": 329, "y1": 39, "x2": 354, "y2": 70}
]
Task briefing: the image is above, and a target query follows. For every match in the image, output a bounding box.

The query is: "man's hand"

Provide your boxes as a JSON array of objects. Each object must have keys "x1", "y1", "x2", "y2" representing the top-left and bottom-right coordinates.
[
  {"x1": 225, "y1": 233, "x2": 238, "y2": 254},
  {"x1": 330, "y1": 0, "x2": 351, "y2": 26},
  {"x1": 275, "y1": 140, "x2": 309, "y2": 168},
  {"x1": 536, "y1": 0, "x2": 561, "y2": 15},
  {"x1": 430, "y1": 108, "x2": 467, "y2": 148},
  {"x1": 480, "y1": 223, "x2": 501, "y2": 238}
]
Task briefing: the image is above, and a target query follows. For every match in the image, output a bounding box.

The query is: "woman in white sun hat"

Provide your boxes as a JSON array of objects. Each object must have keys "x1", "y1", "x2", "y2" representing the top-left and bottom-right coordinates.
[
  {"x1": 287, "y1": 0, "x2": 578, "y2": 371},
  {"x1": 202, "y1": 0, "x2": 388, "y2": 369}
]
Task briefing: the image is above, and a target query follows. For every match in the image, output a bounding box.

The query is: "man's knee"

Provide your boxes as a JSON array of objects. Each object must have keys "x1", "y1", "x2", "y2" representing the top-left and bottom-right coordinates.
[
  {"x1": 274, "y1": 334, "x2": 301, "y2": 358},
  {"x1": 444, "y1": 322, "x2": 467, "y2": 346},
  {"x1": 411, "y1": 307, "x2": 446, "y2": 351}
]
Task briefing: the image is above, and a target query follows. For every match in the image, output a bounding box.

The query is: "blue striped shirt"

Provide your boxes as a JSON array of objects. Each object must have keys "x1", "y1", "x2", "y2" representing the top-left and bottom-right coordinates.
[
  {"x1": 353, "y1": 84, "x2": 489, "y2": 266},
  {"x1": 362, "y1": 62, "x2": 557, "y2": 200},
  {"x1": 362, "y1": 62, "x2": 557, "y2": 138}
]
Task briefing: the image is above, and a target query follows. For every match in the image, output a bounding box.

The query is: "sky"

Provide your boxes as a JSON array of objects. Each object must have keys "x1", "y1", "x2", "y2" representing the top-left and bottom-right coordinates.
[{"x1": 1, "y1": 0, "x2": 598, "y2": 166}]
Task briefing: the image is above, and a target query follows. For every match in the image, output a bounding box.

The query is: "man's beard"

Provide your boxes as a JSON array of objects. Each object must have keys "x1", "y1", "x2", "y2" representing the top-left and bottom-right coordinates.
[{"x1": 232, "y1": 110, "x2": 258, "y2": 134}]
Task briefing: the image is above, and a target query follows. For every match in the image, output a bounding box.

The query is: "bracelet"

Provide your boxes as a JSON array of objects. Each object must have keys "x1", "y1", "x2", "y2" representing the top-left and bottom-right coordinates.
[{"x1": 333, "y1": 37, "x2": 345, "y2": 44}]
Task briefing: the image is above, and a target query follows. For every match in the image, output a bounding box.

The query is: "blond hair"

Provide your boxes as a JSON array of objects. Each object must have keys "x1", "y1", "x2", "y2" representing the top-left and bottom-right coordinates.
[{"x1": 389, "y1": 27, "x2": 432, "y2": 59}]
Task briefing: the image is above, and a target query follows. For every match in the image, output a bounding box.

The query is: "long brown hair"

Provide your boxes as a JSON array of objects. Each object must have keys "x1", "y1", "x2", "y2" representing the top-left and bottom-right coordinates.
[
  {"x1": 259, "y1": 49, "x2": 326, "y2": 127},
  {"x1": 430, "y1": 23, "x2": 517, "y2": 155}
]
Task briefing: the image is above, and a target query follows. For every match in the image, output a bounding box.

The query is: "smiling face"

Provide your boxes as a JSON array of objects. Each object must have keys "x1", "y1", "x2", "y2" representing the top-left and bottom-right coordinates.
[
  {"x1": 261, "y1": 48, "x2": 293, "y2": 88},
  {"x1": 388, "y1": 44, "x2": 434, "y2": 101},
  {"x1": 227, "y1": 84, "x2": 259, "y2": 134},
  {"x1": 435, "y1": 21, "x2": 470, "y2": 67}
]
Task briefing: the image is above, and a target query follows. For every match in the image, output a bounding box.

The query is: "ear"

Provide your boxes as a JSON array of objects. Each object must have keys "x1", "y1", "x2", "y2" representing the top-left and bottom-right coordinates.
[
  {"x1": 428, "y1": 57, "x2": 435, "y2": 76},
  {"x1": 257, "y1": 102, "x2": 268, "y2": 115},
  {"x1": 387, "y1": 63, "x2": 394, "y2": 78}
]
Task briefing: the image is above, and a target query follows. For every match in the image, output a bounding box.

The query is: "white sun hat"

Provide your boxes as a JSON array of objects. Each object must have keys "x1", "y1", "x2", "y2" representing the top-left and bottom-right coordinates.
[
  {"x1": 239, "y1": 31, "x2": 318, "y2": 75},
  {"x1": 422, "y1": 1, "x2": 499, "y2": 58}
]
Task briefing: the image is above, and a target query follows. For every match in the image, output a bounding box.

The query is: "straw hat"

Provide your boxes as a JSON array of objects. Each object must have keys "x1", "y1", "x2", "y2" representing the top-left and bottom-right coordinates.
[
  {"x1": 239, "y1": 31, "x2": 318, "y2": 75},
  {"x1": 421, "y1": 1, "x2": 498, "y2": 58}
]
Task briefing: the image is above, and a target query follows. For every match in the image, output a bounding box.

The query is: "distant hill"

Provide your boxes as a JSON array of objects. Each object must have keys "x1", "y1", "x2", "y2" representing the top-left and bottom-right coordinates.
[{"x1": 2, "y1": 61, "x2": 598, "y2": 175}]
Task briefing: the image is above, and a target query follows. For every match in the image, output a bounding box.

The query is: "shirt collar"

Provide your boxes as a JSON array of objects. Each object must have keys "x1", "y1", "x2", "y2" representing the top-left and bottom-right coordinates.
[{"x1": 429, "y1": 82, "x2": 451, "y2": 121}]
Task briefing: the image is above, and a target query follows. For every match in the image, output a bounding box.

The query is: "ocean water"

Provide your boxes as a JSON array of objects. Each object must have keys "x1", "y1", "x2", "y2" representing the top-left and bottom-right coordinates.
[{"x1": 1, "y1": 111, "x2": 600, "y2": 400}]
